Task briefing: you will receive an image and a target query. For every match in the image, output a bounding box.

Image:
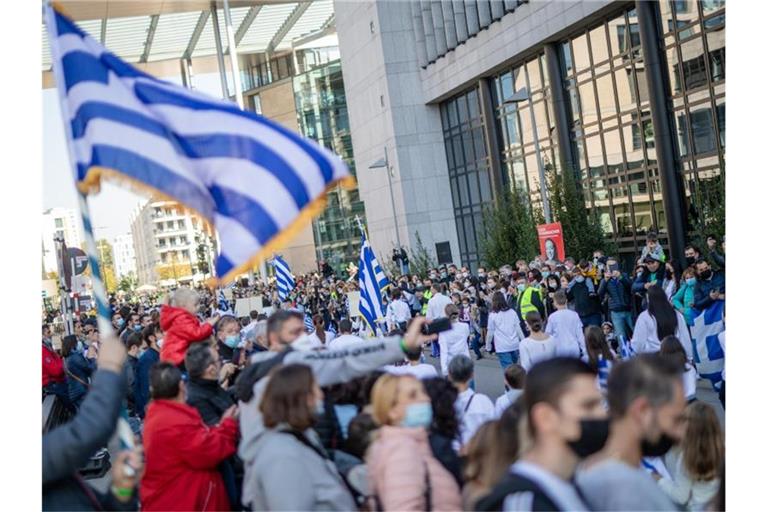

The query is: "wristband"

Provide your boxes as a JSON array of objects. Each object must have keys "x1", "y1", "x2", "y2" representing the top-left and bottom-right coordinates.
[
  {"x1": 399, "y1": 337, "x2": 408, "y2": 353},
  {"x1": 111, "y1": 486, "x2": 134, "y2": 498}
]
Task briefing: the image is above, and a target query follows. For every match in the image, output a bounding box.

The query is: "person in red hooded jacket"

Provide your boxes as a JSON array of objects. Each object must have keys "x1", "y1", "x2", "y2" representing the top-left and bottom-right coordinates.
[
  {"x1": 159, "y1": 287, "x2": 219, "y2": 367},
  {"x1": 141, "y1": 362, "x2": 238, "y2": 511},
  {"x1": 42, "y1": 325, "x2": 65, "y2": 388}
]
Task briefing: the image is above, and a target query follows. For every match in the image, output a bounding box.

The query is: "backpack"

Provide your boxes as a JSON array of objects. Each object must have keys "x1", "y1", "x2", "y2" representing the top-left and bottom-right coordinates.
[{"x1": 475, "y1": 472, "x2": 560, "y2": 511}]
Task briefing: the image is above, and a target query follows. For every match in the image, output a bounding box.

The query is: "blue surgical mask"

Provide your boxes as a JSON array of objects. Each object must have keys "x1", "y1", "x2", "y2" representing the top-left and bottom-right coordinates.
[
  {"x1": 541, "y1": 271, "x2": 550, "y2": 279},
  {"x1": 686, "y1": 277, "x2": 696, "y2": 286},
  {"x1": 133, "y1": 324, "x2": 142, "y2": 332},
  {"x1": 116, "y1": 319, "x2": 125, "y2": 328},
  {"x1": 517, "y1": 283, "x2": 526, "y2": 292},
  {"x1": 223, "y1": 335, "x2": 239, "y2": 349},
  {"x1": 400, "y1": 402, "x2": 433, "y2": 428},
  {"x1": 315, "y1": 400, "x2": 325, "y2": 417}
]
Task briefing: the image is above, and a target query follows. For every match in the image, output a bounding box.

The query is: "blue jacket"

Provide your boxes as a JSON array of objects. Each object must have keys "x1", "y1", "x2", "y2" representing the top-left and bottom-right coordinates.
[
  {"x1": 631, "y1": 269, "x2": 663, "y2": 296},
  {"x1": 672, "y1": 281, "x2": 697, "y2": 326},
  {"x1": 135, "y1": 347, "x2": 160, "y2": 419},
  {"x1": 598, "y1": 275, "x2": 632, "y2": 312},
  {"x1": 64, "y1": 353, "x2": 96, "y2": 407},
  {"x1": 694, "y1": 270, "x2": 726, "y2": 311}
]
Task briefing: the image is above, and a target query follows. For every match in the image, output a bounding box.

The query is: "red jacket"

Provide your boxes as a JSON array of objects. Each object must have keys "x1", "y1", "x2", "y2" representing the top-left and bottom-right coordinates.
[
  {"x1": 42, "y1": 343, "x2": 65, "y2": 387},
  {"x1": 159, "y1": 305, "x2": 214, "y2": 366},
  {"x1": 140, "y1": 399, "x2": 238, "y2": 511}
]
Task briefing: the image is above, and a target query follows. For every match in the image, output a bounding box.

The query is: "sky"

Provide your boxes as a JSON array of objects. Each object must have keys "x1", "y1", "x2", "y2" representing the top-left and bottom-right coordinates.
[{"x1": 42, "y1": 71, "x2": 231, "y2": 241}]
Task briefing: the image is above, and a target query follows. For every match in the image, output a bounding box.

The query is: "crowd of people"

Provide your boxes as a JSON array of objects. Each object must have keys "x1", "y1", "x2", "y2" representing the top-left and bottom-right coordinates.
[{"x1": 41, "y1": 231, "x2": 726, "y2": 511}]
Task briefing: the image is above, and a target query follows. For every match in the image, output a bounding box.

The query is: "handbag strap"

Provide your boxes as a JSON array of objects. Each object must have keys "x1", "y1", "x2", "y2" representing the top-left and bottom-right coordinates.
[{"x1": 64, "y1": 361, "x2": 90, "y2": 389}]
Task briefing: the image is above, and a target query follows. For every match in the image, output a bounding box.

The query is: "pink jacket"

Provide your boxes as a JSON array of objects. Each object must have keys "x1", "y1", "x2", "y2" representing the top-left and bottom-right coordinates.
[{"x1": 367, "y1": 425, "x2": 462, "y2": 511}]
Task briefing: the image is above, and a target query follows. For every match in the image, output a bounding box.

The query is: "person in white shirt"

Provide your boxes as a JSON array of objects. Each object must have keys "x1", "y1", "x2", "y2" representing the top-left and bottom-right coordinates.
[
  {"x1": 486, "y1": 292, "x2": 525, "y2": 370},
  {"x1": 437, "y1": 304, "x2": 471, "y2": 376},
  {"x1": 519, "y1": 311, "x2": 558, "y2": 371},
  {"x1": 657, "y1": 402, "x2": 723, "y2": 511},
  {"x1": 426, "y1": 283, "x2": 453, "y2": 358},
  {"x1": 494, "y1": 364, "x2": 526, "y2": 418},
  {"x1": 383, "y1": 343, "x2": 438, "y2": 380},
  {"x1": 633, "y1": 285, "x2": 692, "y2": 358},
  {"x1": 306, "y1": 313, "x2": 335, "y2": 349},
  {"x1": 448, "y1": 355, "x2": 495, "y2": 452},
  {"x1": 327, "y1": 319, "x2": 365, "y2": 350},
  {"x1": 385, "y1": 288, "x2": 411, "y2": 333},
  {"x1": 545, "y1": 289, "x2": 586, "y2": 359}
]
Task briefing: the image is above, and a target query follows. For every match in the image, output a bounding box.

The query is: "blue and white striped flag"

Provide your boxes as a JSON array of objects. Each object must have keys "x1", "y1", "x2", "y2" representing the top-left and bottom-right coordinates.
[
  {"x1": 618, "y1": 335, "x2": 636, "y2": 359},
  {"x1": 358, "y1": 231, "x2": 389, "y2": 335},
  {"x1": 304, "y1": 313, "x2": 316, "y2": 333},
  {"x1": 45, "y1": 5, "x2": 352, "y2": 284},
  {"x1": 597, "y1": 355, "x2": 611, "y2": 392},
  {"x1": 217, "y1": 289, "x2": 233, "y2": 315},
  {"x1": 691, "y1": 300, "x2": 725, "y2": 388},
  {"x1": 272, "y1": 255, "x2": 295, "y2": 301}
]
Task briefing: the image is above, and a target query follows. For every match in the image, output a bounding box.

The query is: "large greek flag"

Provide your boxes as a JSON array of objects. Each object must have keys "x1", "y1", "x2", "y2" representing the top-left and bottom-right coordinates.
[
  {"x1": 272, "y1": 255, "x2": 295, "y2": 301},
  {"x1": 45, "y1": 5, "x2": 352, "y2": 284},
  {"x1": 358, "y1": 232, "x2": 389, "y2": 334},
  {"x1": 691, "y1": 300, "x2": 725, "y2": 388}
]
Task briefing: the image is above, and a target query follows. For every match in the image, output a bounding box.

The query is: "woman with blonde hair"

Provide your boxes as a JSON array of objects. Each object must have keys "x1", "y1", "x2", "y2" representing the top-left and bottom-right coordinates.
[
  {"x1": 658, "y1": 402, "x2": 724, "y2": 510},
  {"x1": 366, "y1": 374, "x2": 462, "y2": 511}
]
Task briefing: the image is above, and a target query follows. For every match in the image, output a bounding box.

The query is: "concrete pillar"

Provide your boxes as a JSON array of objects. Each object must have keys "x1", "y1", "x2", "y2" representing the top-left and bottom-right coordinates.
[
  {"x1": 442, "y1": 1, "x2": 458, "y2": 50},
  {"x1": 477, "y1": 0, "x2": 492, "y2": 28},
  {"x1": 464, "y1": 0, "x2": 480, "y2": 36},
  {"x1": 490, "y1": 0, "x2": 505, "y2": 20},
  {"x1": 421, "y1": 1, "x2": 437, "y2": 62},
  {"x1": 478, "y1": 79, "x2": 505, "y2": 200},
  {"x1": 544, "y1": 44, "x2": 575, "y2": 172},
  {"x1": 453, "y1": 0, "x2": 469, "y2": 43},
  {"x1": 430, "y1": 1, "x2": 448, "y2": 57},
  {"x1": 410, "y1": 1, "x2": 429, "y2": 67}
]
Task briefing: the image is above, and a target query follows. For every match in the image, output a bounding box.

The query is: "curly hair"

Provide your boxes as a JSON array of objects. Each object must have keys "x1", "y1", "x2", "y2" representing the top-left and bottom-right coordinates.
[{"x1": 422, "y1": 377, "x2": 459, "y2": 440}]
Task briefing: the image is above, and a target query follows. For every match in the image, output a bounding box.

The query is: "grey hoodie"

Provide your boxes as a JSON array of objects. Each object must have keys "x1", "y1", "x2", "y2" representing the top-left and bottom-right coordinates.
[{"x1": 239, "y1": 337, "x2": 406, "y2": 509}]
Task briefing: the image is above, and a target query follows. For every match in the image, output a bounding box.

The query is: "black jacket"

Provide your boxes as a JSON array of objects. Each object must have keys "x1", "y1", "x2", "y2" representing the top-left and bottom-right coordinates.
[
  {"x1": 598, "y1": 275, "x2": 632, "y2": 312},
  {"x1": 185, "y1": 377, "x2": 235, "y2": 426},
  {"x1": 428, "y1": 433, "x2": 463, "y2": 486},
  {"x1": 43, "y1": 370, "x2": 138, "y2": 511},
  {"x1": 567, "y1": 281, "x2": 601, "y2": 318}
]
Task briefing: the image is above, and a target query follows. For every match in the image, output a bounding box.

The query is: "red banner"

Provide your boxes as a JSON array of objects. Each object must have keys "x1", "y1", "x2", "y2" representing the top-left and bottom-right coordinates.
[{"x1": 537, "y1": 222, "x2": 565, "y2": 262}]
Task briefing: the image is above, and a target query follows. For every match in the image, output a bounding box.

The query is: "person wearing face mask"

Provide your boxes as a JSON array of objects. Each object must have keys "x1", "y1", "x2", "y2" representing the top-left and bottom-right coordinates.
[
  {"x1": 135, "y1": 324, "x2": 162, "y2": 419},
  {"x1": 544, "y1": 275, "x2": 561, "y2": 315},
  {"x1": 215, "y1": 315, "x2": 242, "y2": 364},
  {"x1": 487, "y1": 292, "x2": 526, "y2": 369},
  {"x1": 598, "y1": 257, "x2": 634, "y2": 341},
  {"x1": 124, "y1": 334, "x2": 143, "y2": 420},
  {"x1": 576, "y1": 355, "x2": 686, "y2": 511},
  {"x1": 693, "y1": 258, "x2": 725, "y2": 311},
  {"x1": 683, "y1": 244, "x2": 702, "y2": 269},
  {"x1": 476, "y1": 358, "x2": 608, "y2": 511},
  {"x1": 240, "y1": 364, "x2": 356, "y2": 510},
  {"x1": 140, "y1": 363, "x2": 239, "y2": 511},
  {"x1": 518, "y1": 269, "x2": 547, "y2": 322},
  {"x1": 367, "y1": 374, "x2": 462, "y2": 511},
  {"x1": 672, "y1": 268, "x2": 698, "y2": 327},
  {"x1": 437, "y1": 304, "x2": 471, "y2": 376},
  {"x1": 568, "y1": 265, "x2": 602, "y2": 328}
]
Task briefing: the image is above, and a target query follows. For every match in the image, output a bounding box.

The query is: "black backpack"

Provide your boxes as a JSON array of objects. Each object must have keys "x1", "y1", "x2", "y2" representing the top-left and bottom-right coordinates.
[{"x1": 474, "y1": 472, "x2": 560, "y2": 511}]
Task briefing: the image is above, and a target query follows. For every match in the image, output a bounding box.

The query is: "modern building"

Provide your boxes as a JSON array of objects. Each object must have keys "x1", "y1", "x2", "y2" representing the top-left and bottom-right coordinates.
[
  {"x1": 130, "y1": 198, "x2": 217, "y2": 285},
  {"x1": 334, "y1": 0, "x2": 725, "y2": 269},
  {"x1": 112, "y1": 234, "x2": 137, "y2": 280},
  {"x1": 42, "y1": 207, "x2": 84, "y2": 274}
]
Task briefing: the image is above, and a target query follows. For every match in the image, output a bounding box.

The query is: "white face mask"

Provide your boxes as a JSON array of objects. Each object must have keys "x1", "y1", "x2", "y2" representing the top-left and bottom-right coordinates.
[{"x1": 157, "y1": 338, "x2": 164, "y2": 348}]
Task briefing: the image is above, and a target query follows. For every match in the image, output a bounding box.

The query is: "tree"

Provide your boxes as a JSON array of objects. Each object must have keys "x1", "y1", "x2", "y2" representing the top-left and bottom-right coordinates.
[
  {"x1": 546, "y1": 165, "x2": 614, "y2": 261},
  {"x1": 95, "y1": 239, "x2": 118, "y2": 293},
  {"x1": 118, "y1": 273, "x2": 138, "y2": 292},
  {"x1": 155, "y1": 263, "x2": 194, "y2": 281},
  {"x1": 688, "y1": 171, "x2": 725, "y2": 250},
  {"x1": 409, "y1": 231, "x2": 437, "y2": 278},
  {"x1": 195, "y1": 242, "x2": 211, "y2": 276},
  {"x1": 480, "y1": 188, "x2": 538, "y2": 268}
]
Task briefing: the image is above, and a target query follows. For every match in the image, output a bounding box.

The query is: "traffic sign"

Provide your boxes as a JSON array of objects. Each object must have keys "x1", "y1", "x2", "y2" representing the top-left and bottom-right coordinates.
[{"x1": 67, "y1": 248, "x2": 89, "y2": 275}]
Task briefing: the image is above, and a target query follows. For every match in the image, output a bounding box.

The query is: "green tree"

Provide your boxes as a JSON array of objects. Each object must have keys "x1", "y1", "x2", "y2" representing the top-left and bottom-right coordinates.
[
  {"x1": 408, "y1": 231, "x2": 437, "y2": 278},
  {"x1": 688, "y1": 172, "x2": 725, "y2": 249},
  {"x1": 118, "y1": 273, "x2": 138, "y2": 292},
  {"x1": 480, "y1": 188, "x2": 538, "y2": 268},
  {"x1": 95, "y1": 239, "x2": 118, "y2": 293},
  {"x1": 195, "y1": 240, "x2": 211, "y2": 276},
  {"x1": 546, "y1": 165, "x2": 614, "y2": 261}
]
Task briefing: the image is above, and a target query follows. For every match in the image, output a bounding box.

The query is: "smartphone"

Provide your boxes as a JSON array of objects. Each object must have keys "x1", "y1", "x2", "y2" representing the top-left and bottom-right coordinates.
[
  {"x1": 608, "y1": 263, "x2": 619, "y2": 273},
  {"x1": 422, "y1": 317, "x2": 452, "y2": 336}
]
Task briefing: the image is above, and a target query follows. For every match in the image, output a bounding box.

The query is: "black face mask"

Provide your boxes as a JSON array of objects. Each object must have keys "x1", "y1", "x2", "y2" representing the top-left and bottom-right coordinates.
[
  {"x1": 641, "y1": 433, "x2": 677, "y2": 457},
  {"x1": 685, "y1": 256, "x2": 696, "y2": 266},
  {"x1": 699, "y1": 269, "x2": 712, "y2": 280},
  {"x1": 567, "y1": 418, "x2": 611, "y2": 458}
]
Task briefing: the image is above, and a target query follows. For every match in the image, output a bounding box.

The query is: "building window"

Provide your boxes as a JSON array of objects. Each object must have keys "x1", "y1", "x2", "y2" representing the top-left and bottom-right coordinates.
[
  {"x1": 177, "y1": 220, "x2": 185, "y2": 230},
  {"x1": 54, "y1": 218, "x2": 64, "y2": 228},
  {"x1": 181, "y1": 249, "x2": 190, "y2": 261}
]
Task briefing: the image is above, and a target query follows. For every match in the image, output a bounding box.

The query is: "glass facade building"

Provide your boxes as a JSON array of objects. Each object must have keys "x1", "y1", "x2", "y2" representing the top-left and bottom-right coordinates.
[
  {"x1": 439, "y1": 1, "x2": 725, "y2": 268},
  {"x1": 293, "y1": 59, "x2": 365, "y2": 273}
]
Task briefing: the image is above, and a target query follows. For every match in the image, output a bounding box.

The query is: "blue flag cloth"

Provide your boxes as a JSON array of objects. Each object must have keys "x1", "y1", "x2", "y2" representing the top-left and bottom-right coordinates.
[
  {"x1": 691, "y1": 300, "x2": 725, "y2": 388},
  {"x1": 358, "y1": 231, "x2": 389, "y2": 335},
  {"x1": 597, "y1": 355, "x2": 611, "y2": 392},
  {"x1": 272, "y1": 256, "x2": 295, "y2": 301},
  {"x1": 304, "y1": 313, "x2": 316, "y2": 334},
  {"x1": 45, "y1": 5, "x2": 353, "y2": 284},
  {"x1": 618, "y1": 335, "x2": 636, "y2": 360},
  {"x1": 217, "y1": 289, "x2": 233, "y2": 315}
]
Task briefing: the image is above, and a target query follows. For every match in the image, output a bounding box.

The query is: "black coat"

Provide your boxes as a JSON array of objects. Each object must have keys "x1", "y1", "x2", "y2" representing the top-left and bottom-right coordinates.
[
  {"x1": 185, "y1": 377, "x2": 235, "y2": 426},
  {"x1": 567, "y1": 281, "x2": 601, "y2": 319},
  {"x1": 428, "y1": 433, "x2": 463, "y2": 486}
]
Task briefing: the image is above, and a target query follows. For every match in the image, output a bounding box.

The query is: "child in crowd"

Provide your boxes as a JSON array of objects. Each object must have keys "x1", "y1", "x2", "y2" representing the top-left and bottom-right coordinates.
[
  {"x1": 159, "y1": 288, "x2": 219, "y2": 368},
  {"x1": 494, "y1": 364, "x2": 526, "y2": 418}
]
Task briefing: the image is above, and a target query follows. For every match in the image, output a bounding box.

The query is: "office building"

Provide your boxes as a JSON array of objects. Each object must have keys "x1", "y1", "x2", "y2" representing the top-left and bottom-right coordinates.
[
  {"x1": 42, "y1": 207, "x2": 84, "y2": 275},
  {"x1": 335, "y1": 0, "x2": 725, "y2": 268},
  {"x1": 112, "y1": 234, "x2": 137, "y2": 280}
]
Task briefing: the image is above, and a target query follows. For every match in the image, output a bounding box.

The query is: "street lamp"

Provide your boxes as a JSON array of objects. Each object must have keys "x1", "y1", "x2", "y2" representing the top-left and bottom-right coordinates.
[
  {"x1": 503, "y1": 88, "x2": 552, "y2": 223},
  {"x1": 369, "y1": 146, "x2": 405, "y2": 275}
]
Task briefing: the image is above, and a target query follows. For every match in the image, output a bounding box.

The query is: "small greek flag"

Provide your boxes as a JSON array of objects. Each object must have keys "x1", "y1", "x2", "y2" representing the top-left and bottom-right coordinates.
[
  {"x1": 304, "y1": 313, "x2": 315, "y2": 333},
  {"x1": 597, "y1": 355, "x2": 611, "y2": 392},
  {"x1": 217, "y1": 289, "x2": 233, "y2": 314},
  {"x1": 45, "y1": 5, "x2": 353, "y2": 284},
  {"x1": 618, "y1": 335, "x2": 635, "y2": 359},
  {"x1": 272, "y1": 255, "x2": 295, "y2": 301},
  {"x1": 691, "y1": 300, "x2": 725, "y2": 388},
  {"x1": 358, "y1": 231, "x2": 389, "y2": 334}
]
